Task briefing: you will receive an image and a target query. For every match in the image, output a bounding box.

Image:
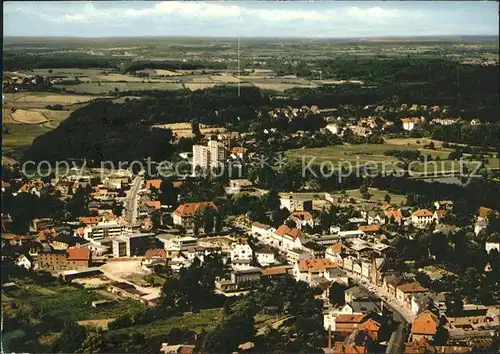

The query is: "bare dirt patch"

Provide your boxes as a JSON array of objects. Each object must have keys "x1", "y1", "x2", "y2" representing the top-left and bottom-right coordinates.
[
  {"x1": 209, "y1": 75, "x2": 240, "y2": 83},
  {"x1": 10, "y1": 109, "x2": 49, "y2": 124},
  {"x1": 185, "y1": 82, "x2": 218, "y2": 90},
  {"x1": 155, "y1": 69, "x2": 181, "y2": 76},
  {"x1": 77, "y1": 318, "x2": 115, "y2": 330}
]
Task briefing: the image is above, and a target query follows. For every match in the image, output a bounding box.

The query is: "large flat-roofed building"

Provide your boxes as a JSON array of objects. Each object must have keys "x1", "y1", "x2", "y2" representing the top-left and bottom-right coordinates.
[
  {"x1": 170, "y1": 236, "x2": 198, "y2": 252},
  {"x1": 112, "y1": 233, "x2": 158, "y2": 257},
  {"x1": 280, "y1": 194, "x2": 312, "y2": 212},
  {"x1": 85, "y1": 221, "x2": 128, "y2": 240}
]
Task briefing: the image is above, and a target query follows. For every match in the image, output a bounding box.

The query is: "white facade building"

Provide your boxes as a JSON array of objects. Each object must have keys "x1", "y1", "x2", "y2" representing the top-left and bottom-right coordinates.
[
  {"x1": 486, "y1": 241, "x2": 500, "y2": 254},
  {"x1": 231, "y1": 242, "x2": 254, "y2": 262}
]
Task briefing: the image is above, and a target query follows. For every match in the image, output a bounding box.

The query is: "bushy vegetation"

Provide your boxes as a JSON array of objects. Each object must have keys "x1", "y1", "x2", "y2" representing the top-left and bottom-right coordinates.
[{"x1": 123, "y1": 60, "x2": 228, "y2": 72}]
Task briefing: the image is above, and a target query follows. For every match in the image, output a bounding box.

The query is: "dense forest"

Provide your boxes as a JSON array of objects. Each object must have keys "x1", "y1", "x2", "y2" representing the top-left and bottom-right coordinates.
[
  {"x1": 123, "y1": 60, "x2": 228, "y2": 72},
  {"x1": 3, "y1": 53, "x2": 123, "y2": 70}
]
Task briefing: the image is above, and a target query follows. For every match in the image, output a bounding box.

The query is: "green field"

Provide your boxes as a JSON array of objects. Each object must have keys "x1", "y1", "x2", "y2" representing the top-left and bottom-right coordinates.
[
  {"x1": 286, "y1": 142, "x2": 497, "y2": 173},
  {"x1": 55, "y1": 82, "x2": 184, "y2": 94},
  {"x1": 2, "y1": 124, "x2": 51, "y2": 153},
  {"x1": 111, "y1": 308, "x2": 223, "y2": 337},
  {"x1": 344, "y1": 188, "x2": 407, "y2": 204},
  {"x1": 2, "y1": 283, "x2": 146, "y2": 323}
]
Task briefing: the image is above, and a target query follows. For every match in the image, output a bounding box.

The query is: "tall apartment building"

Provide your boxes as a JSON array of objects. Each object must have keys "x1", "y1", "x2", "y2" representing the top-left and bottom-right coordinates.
[
  {"x1": 192, "y1": 145, "x2": 210, "y2": 174},
  {"x1": 192, "y1": 140, "x2": 227, "y2": 175},
  {"x1": 208, "y1": 140, "x2": 227, "y2": 167}
]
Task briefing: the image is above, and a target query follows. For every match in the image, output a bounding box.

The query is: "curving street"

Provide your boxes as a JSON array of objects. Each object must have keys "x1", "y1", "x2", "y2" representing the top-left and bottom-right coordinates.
[
  {"x1": 124, "y1": 175, "x2": 143, "y2": 225},
  {"x1": 342, "y1": 270, "x2": 413, "y2": 354}
]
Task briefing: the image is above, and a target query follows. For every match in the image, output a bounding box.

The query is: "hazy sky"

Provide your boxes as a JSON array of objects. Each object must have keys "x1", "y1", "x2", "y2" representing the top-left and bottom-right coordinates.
[{"x1": 4, "y1": 1, "x2": 499, "y2": 38}]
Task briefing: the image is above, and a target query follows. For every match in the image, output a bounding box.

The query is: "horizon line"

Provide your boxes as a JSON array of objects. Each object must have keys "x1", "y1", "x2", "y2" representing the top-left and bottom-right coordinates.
[{"x1": 4, "y1": 34, "x2": 499, "y2": 40}]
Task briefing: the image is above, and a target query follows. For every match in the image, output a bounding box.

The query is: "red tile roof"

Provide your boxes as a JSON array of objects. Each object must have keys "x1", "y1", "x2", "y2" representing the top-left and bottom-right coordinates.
[
  {"x1": 327, "y1": 242, "x2": 354, "y2": 255},
  {"x1": 261, "y1": 267, "x2": 289, "y2": 276},
  {"x1": 361, "y1": 319, "x2": 381, "y2": 332},
  {"x1": 478, "y1": 206, "x2": 498, "y2": 218},
  {"x1": 298, "y1": 258, "x2": 336, "y2": 272},
  {"x1": 333, "y1": 344, "x2": 366, "y2": 354},
  {"x1": 359, "y1": 225, "x2": 380, "y2": 233},
  {"x1": 289, "y1": 211, "x2": 313, "y2": 221},
  {"x1": 232, "y1": 147, "x2": 247, "y2": 154},
  {"x1": 173, "y1": 201, "x2": 217, "y2": 217},
  {"x1": 397, "y1": 281, "x2": 427, "y2": 293},
  {"x1": 385, "y1": 209, "x2": 402, "y2": 220},
  {"x1": 401, "y1": 117, "x2": 422, "y2": 123},
  {"x1": 80, "y1": 216, "x2": 101, "y2": 225},
  {"x1": 274, "y1": 225, "x2": 303, "y2": 240},
  {"x1": 38, "y1": 229, "x2": 56, "y2": 241},
  {"x1": 404, "y1": 338, "x2": 435, "y2": 354},
  {"x1": 411, "y1": 310, "x2": 439, "y2": 336},
  {"x1": 412, "y1": 209, "x2": 433, "y2": 217},
  {"x1": 145, "y1": 201, "x2": 161, "y2": 209},
  {"x1": 145, "y1": 248, "x2": 167, "y2": 259},
  {"x1": 145, "y1": 179, "x2": 162, "y2": 190},
  {"x1": 67, "y1": 248, "x2": 91, "y2": 261},
  {"x1": 335, "y1": 314, "x2": 369, "y2": 324}
]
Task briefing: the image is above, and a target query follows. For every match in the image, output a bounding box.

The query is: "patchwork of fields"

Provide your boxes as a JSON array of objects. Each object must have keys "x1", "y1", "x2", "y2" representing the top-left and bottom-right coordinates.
[{"x1": 286, "y1": 140, "x2": 499, "y2": 173}]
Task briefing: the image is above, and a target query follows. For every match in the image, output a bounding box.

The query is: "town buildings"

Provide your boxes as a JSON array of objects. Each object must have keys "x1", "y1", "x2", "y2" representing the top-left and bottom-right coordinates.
[
  {"x1": 38, "y1": 248, "x2": 91, "y2": 270},
  {"x1": 280, "y1": 194, "x2": 312, "y2": 212},
  {"x1": 192, "y1": 139, "x2": 227, "y2": 174},
  {"x1": 112, "y1": 232, "x2": 158, "y2": 257},
  {"x1": 172, "y1": 201, "x2": 218, "y2": 230}
]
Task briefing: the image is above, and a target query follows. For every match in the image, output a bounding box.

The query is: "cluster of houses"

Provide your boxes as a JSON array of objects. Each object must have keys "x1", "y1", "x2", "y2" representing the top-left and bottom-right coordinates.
[{"x1": 3, "y1": 157, "x2": 499, "y2": 353}]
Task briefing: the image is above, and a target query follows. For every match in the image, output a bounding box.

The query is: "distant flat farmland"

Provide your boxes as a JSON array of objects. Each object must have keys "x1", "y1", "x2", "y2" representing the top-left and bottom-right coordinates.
[
  {"x1": 209, "y1": 74, "x2": 240, "y2": 83},
  {"x1": 3, "y1": 92, "x2": 106, "y2": 107},
  {"x1": 250, "y1": 82, "x2": 316, "y2": 91},
  {"x1": 55, "y1": 82, "x2": 184, "y2": 94}
]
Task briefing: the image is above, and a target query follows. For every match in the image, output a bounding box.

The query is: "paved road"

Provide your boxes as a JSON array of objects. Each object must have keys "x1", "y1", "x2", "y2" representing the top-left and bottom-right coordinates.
[
  {"x1": 342, "y1": 270, "x2": 412, "y2": 354},
  {"x1": 124, "y1": 175, "x2": 143, "y2": 224}
]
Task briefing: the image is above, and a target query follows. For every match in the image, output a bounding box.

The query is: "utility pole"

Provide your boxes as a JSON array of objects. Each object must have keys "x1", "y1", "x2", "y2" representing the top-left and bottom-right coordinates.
[{"x1": 237, "y1": 36, "x2": 241, "y2": 97}]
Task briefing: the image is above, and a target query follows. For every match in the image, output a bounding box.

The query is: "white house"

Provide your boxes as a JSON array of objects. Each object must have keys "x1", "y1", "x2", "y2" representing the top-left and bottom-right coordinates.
[
  {"x1": 15, "y1": 254, "x2": 33, "y2": 270},
  {"x1": 485, "y1": 241, "x2": 500, "y2": 254},
  {"x1": 401, "y1": 117, "x2": 422, "y2": 131},
  {"x1": 293, "y1": 258, "x2": 336, "y2": 284},
  {"x1": 287, "y1": 211, "x2": 315, "y2": 230},
  {"x1": 323, "y1": 304, "x2": 355, "y2": 330},
  {"x1": 325, "y1": 123, "x2": 340, "y2": 135},
  {"x1": 411, "y1": 209, "x2": 433, "y2": 226},
  {"x1": 272, "y1": 225, "x2": 306, "y2": 251},
  {"x1": 251, "y1": 222, "x2": 275, "y2": 240},
  {"x1": 169, "y1": 251, "x2": 191, "y2": 272},
  {"x1": 230, "y1": 240, "x2": 253, "y2": 262},
  {"x1": 254, "y1": 245, "x2": 275, "y2": 266}
]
